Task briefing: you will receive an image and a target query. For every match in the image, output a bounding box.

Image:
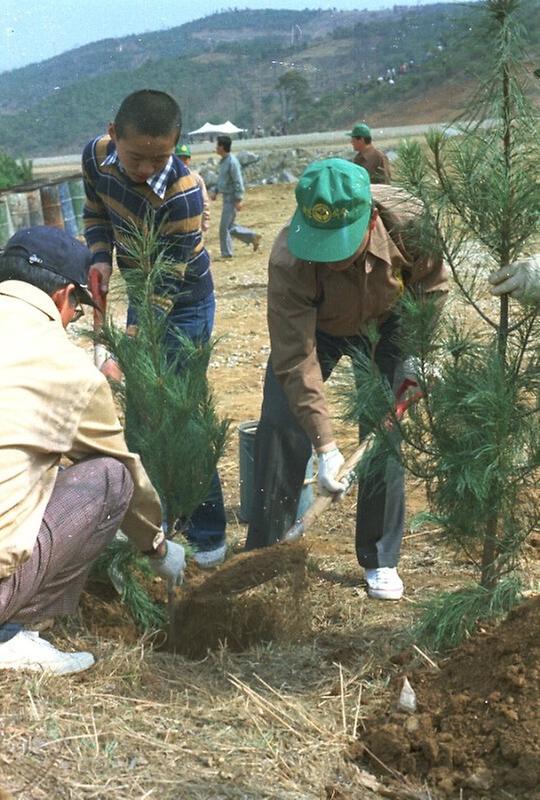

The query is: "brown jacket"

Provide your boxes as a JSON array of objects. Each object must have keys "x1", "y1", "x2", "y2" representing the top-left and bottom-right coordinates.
[
  {"x1": 267, "y1": 186, "x2": 449, "y2": 449},
  {"x1": 0, "y1": 281, "x2": 162, "y2": 579},
  {"x1": 354, "y1": 144, "x2": 391, "y2": 184}
]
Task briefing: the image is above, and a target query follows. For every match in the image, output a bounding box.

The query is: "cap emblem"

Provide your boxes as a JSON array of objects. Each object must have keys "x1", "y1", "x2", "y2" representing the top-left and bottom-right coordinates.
[{"x1": 303, "y1": 203, "x2": 348, "y2": 224}]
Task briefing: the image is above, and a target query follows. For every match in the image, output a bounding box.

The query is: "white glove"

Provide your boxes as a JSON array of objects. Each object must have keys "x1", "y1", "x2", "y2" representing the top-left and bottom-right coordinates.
[
  {"x1": 317, "y1": 448, "x2": 347, "y2": 495},
  {"x1": 149, "y1": 541, "x2": 186, "y2": 587},
  {"x1": 402, "y1": 356, "x2": 421, "y2": 386},
  {"x1": 489, "y1": 255, "x2": 540, "y2": 307},
  {"x1": 401, "y1": 355, "x2": 442, "y2": 388}
]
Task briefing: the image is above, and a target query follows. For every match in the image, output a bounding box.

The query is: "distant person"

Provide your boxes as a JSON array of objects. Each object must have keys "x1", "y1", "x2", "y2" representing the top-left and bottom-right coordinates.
[
  {"x1": 176, "y1": 143, "x2": 210, "y2": 232},
  {"x1": 0, "y1": 226, "x2": 184, "y2": 675},
  {"x1": 82, "y1": 89, "x2": 227, "y2": 569},
  {"x1": 209, "y1": 135, "x2": 261, "y2": 259},
  {"x1": 348, "y1": 123, "x2": 391, "y2": 184}
]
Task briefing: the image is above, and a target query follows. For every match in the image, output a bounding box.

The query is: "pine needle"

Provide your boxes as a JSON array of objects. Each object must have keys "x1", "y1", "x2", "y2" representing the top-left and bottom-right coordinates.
[
  {"x1": 91, "y1": 537, "x2": 166, "y2": 631},
  {"x1": 412, "y1": 576, "x2": 522, "y2": 652}
]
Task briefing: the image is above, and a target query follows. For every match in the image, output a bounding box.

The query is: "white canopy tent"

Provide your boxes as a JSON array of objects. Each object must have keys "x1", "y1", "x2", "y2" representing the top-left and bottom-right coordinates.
[{"x1": 188, "y1": 120, "x2": 245, "y2": 136}]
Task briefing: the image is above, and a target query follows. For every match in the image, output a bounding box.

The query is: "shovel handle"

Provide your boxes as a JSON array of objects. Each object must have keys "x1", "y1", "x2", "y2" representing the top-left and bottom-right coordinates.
[
  {"x1": 281, "y1": 380, "x2": 426, "y2": 544},
  {"x1": 281, "y1": 435, "x2": 374, "y2": 543}
]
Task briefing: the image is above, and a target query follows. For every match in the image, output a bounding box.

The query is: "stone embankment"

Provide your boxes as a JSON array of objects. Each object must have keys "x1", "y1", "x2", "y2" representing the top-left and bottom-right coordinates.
[{"x1": 196, "y1": 146, "x2": 397, "y2": 189}]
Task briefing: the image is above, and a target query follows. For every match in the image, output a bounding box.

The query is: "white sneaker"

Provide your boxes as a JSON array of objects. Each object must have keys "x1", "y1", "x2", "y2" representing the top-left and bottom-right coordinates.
[
  {"x1": 365, "y1": 567, "x2": 404, "y2": 600},
  {"x1": 0, "y1": 630, "x2": 95, "y2": 675},
  {"x1": 193, "y1": 542, "x2": 227, "y2": 569}
]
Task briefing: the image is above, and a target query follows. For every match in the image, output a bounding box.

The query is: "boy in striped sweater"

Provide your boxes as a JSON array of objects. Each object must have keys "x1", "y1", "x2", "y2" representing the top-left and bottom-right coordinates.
[{"x1": 82, "y1": 90, "x2": 226, "y2": 568}]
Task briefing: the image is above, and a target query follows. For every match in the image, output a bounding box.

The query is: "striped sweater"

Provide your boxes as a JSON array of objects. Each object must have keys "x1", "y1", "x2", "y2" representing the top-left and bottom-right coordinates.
[{"x1": 82, "y1": 136, "x2": 213, "y2": 306}]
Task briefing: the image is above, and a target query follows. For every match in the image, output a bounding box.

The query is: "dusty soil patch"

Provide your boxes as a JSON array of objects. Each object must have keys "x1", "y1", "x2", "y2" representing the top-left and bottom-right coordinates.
[
  {"x1": 169, "y1": 542, "x2": 310, "y2": 658},
  {"x1": 357, "y1": 596, "x2": 540, "y2": 799}
]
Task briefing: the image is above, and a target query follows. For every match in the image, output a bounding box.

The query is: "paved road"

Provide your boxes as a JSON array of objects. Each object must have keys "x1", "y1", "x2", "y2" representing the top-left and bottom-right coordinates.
[{"x1": 32, "y1": 121, "x2": 464, "y2": 177}]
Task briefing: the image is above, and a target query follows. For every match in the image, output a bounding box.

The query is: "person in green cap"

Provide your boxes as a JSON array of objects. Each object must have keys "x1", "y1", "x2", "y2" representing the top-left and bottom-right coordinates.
[
  {"x1": 175, "y1": 142, "x2": 211, "y2": 233},
  {"x1": 245, "y1": 158, "x2": 448, "y2": 601},
  {"x1": 348, "y1": 123, "x2": 391, "y2": 185}
]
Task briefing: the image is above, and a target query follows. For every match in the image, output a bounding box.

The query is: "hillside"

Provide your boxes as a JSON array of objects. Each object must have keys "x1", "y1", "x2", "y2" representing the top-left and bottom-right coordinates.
[{"x1": 0, "y1": 3, "x2": 538, "y2": 157}]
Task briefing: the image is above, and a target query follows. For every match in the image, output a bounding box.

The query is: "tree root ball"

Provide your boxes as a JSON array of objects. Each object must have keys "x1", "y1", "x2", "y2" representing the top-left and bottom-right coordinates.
[{"x1": 167, "y1": 542, "x2": 310, "y2": 659}]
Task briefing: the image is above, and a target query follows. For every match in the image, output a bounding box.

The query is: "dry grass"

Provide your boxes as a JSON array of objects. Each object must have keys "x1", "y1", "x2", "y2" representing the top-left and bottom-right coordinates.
[
  {"x1": 2, "y1": 504, "x2": 515, "y2": 800},
  {"x1": 0, "y1": 594, "x2": 400, "y2": 800},
  {"x1": 2, "y1": 505, "x2": 538, "y2": 799}
]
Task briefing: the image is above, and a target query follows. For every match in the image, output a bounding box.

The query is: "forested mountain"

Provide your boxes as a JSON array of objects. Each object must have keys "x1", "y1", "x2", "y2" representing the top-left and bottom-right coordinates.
[{"x1": 0, "y1": 3, "x2": 538, "y2": 157}]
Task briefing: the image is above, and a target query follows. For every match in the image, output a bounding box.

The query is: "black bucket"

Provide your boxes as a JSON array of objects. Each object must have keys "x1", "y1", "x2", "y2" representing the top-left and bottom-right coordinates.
[{"x1": 238, "y1": 420, "x2": 314, "y2": 523}]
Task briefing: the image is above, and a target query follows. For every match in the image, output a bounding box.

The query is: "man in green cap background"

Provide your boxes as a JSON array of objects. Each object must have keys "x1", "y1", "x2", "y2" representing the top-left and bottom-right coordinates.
[
  {"x1": 245, "y1": 158, "x2": 448, "y2": 601},
  {"x1": 176, "y1": 142, "x2": 211, "y2": 233},
  {"x1": 349, "y1": 123, "x2": 391, "y2": 185}
]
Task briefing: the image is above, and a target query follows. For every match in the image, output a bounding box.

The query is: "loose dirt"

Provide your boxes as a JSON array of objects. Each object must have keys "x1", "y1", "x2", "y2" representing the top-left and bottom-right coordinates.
[
  {"x1": 170, "y1": 542, "x2": 310, "y2": 659},
  {"x1": 355, "y1": 596, "x2": 540, "y2": 799}
]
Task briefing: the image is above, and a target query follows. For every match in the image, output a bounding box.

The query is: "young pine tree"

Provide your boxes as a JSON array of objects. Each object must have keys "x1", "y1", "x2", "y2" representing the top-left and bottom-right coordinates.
[
  {"x1": 344, "y1": 0, "x2": 539, "y2": 650},
  {"x1": 90, "y1": 215, "x2": 229, "y2": 628}
]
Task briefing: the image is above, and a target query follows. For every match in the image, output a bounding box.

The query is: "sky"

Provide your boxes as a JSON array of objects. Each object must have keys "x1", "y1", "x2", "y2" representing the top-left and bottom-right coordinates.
[{"x1": 1, "y1": 0, "x2": 469, "y2": 74}]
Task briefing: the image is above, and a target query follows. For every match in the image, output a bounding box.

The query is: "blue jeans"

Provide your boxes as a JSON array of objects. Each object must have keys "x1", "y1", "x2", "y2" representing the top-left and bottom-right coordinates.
[{"x1": 128, "y1": 293, "x2": 226, "y2": 552}]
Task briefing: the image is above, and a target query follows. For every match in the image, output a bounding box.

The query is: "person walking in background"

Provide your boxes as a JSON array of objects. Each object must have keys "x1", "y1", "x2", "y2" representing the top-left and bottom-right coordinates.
[
  {"x1": 82, "y1": 89, "x2": 227, "y2": 569},
  {"x1": 176, "y1": 143, "x2": 211, "y2": 233},
  {"x1": 348, "y1": 123, "x2": 391, "y2": 184},
  {"x1": 210, "y1": 135, "x2": 261, "y2": 258}
]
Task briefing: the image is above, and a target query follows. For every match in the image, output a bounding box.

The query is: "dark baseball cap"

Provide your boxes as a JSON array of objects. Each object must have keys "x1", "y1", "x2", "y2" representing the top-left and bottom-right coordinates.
[{"x1": 3, "y1": 226, "x2": 98, "y2": 307}]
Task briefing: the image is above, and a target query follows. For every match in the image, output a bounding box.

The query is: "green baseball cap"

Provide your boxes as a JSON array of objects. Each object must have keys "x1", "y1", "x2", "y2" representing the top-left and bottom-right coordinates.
[
  {"x1": 288, "y1": 158, "x2": 372, "y2": 263},
  {"x1": 176, "y1": 143, "x2": 191, "y2": 158},
  {"x1": 347, "y1": 123, "x2": 371, "y2": 139}
]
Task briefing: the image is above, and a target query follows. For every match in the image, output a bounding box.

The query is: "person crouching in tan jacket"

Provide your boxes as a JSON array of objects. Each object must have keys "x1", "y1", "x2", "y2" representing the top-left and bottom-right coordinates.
[{"x1": 0, "y1": 227, "x2": 185, "y2": 675}]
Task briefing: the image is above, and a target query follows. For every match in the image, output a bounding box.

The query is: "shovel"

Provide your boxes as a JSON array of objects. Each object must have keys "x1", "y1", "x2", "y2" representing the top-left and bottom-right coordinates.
[
  {"x1": 281, "y1": 380, "x2": 424, "y2": 544},
  {"x1": 281, "y1": 436, "x2": 374, "y2": 543}
]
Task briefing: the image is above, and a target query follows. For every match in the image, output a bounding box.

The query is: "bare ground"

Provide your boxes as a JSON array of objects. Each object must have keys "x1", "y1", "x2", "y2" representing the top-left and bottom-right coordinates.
[{"x1": 0, "y1": 184, "x2": 538, "y2": 800}]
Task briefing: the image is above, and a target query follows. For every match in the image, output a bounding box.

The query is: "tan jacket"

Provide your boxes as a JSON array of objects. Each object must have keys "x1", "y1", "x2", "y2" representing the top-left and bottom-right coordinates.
[
  {"x1": 0, "y1": 281, "x2": 162, "y2": 579},
  {"x1": 267, "y1": 186, "x2": 449, "y2": 449},
  {"x1": 354, "y1": 144, "x2": 391, "y2": 184}
]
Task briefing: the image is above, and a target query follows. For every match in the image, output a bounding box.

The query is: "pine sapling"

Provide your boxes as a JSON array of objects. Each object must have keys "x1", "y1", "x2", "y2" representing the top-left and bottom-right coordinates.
[
  {"x1": 341, "y1": 0, "x2": 539, "y2": 649},
  {"x1": 90, "y1": 214, "x2": 229, "y2": 627}
]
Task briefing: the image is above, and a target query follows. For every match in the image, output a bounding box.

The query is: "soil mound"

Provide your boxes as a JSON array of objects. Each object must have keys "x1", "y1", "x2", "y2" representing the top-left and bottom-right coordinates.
[
  {"x1": 168, "y1": 541, "x2": 310, "y2": 659},
  {"x1": 357, "y1": 596, "x2": 540, "y2": 799}
]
